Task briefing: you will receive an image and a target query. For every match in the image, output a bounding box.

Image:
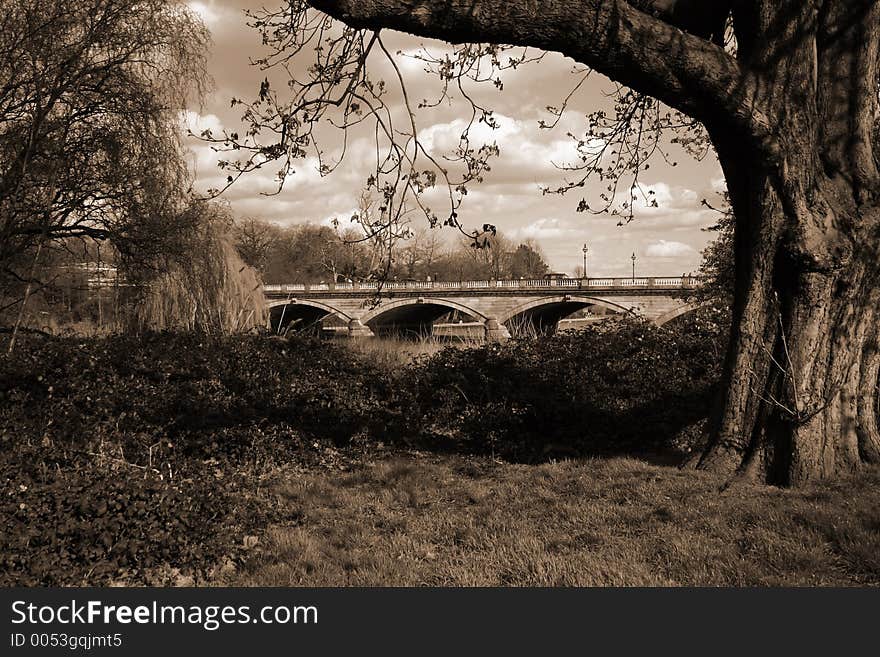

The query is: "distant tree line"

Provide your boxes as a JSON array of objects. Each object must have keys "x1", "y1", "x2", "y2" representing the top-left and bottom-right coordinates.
[{"x1": 232, "y1": 217, "x2": 551, "y2": 284}]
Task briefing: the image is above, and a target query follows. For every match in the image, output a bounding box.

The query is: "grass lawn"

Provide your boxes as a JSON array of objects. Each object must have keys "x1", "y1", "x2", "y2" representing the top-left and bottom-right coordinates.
[{"x1": 227, "y1": 454, "x2": 880, "y2": 587}]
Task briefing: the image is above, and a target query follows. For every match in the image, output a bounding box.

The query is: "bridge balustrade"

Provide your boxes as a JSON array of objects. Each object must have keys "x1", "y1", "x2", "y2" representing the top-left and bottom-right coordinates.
[
  {"x1": 264, "y1": 276, "x2": 696, "y2": 294},
  {"x1": 611, "y1": 278, "x2": 650, "y2": 287},
  {"x1": 585, "y1": 278, "x2": 610, "y2": 287}
]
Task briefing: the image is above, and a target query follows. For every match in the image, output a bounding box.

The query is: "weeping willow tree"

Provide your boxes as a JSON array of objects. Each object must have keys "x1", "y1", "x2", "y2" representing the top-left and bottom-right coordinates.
[{"x1": 130, "y1": 201, "x2": 267, "y2": 334}]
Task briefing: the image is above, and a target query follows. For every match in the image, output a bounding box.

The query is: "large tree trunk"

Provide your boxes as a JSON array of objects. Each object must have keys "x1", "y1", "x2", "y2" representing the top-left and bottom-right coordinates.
[
  {"x1": 697, "y1": 1, "x2": 880, "y2": 485},
  {"x1": 697, "y1": 180, "x2": 880, "y2": 485}
]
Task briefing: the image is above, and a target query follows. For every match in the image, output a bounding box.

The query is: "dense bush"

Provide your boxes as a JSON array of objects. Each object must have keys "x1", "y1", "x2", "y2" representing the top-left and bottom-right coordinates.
[
  {"x1": 1, "y1": 447, "x2": 269, "y2": 586},
  {"x1": 405, "y1": 311, "x2": 726, "y2": 460},
  {"x1": 0, "y1": 333, "x2": 399, "y2": 457}
]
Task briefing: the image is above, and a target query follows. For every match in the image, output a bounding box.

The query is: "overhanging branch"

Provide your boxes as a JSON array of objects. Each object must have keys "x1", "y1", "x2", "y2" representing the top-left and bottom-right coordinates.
[{"x1": 307, "y1": 0, "x2": 772, "y2": 145}]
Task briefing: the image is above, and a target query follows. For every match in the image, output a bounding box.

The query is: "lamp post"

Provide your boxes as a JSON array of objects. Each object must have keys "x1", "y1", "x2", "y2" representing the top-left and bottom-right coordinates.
[
  {"x1": 582, "y1": 243, "x2": 589, "y2": 280},
  {"x1": 631, "y1": 252, "x2": 637, "y2": 281}
]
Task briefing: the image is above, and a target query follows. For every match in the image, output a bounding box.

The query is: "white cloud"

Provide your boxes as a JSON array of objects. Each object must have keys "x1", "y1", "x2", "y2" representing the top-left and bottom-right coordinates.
[
  {"x1": 644, "y1": 240, "x2": 696, "y2": 258},
  {"x1": 512, "y1": 216, "x2": 588, "y2": 240},
  {"x1": 181, "y1": 110, "x2": 224, "y2": 136},
  {"x1": 187, "y1": 1, "x2": 223, "y2": 26}
]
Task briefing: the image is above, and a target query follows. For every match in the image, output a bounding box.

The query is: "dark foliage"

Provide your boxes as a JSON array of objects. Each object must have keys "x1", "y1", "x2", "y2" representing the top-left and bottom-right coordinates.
[
  {"x1": 0, "y1": 333, "x2": 397, "y2": 454},
  {"x1": 407, "y1": 312, "x2": 726, "y2": 460},
  {"x1": 2, "y1": 449, "x2": 254, "y2": 586}
]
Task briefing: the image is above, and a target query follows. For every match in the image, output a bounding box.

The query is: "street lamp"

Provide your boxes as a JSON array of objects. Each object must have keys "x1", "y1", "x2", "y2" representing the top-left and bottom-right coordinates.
[
  {"x1": 631, "y1": 252, "x2": 637, "y2": 280},
  {"x1": 582, "y1": 243, "x2": 589, "y2": 280}
]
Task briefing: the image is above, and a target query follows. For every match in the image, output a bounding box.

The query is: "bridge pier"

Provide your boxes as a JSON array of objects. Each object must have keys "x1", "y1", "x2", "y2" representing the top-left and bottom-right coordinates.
[
  {"x1": 348, "y1": 319, "x2": 375, "y2": 339},
  {"x1": 484, "y1": 318, "x2": 511, "y2": 343}
]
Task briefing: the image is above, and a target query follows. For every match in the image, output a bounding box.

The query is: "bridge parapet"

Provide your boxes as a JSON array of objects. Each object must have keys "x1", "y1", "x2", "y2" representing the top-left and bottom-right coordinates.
[{"x1": 264, "y1": 276, "x2": 699, "y2": 295}]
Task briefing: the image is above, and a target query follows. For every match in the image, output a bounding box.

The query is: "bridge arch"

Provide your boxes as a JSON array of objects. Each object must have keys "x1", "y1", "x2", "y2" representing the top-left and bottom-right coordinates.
[
  {"x1": 268, "y1": 299, "x2": 352, "y2": 334},
  {"x1": 360, "y1": 297, "x2": 489, "y2": 338},
  {"x1": 500, "y1": 296, "x2": 635, "y2": 336},
  {"x1": 654, "y1": 302, "x2": 710, "y2": 327}
]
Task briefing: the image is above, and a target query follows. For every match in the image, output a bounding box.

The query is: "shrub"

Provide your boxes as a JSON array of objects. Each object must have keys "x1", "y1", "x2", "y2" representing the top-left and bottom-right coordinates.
[
  {"x1": 404, "y1": 312, "x2": 726, "y2": 460},
  {"x1": 0, "y1": 332, "x2": 402, "y2": 458}
]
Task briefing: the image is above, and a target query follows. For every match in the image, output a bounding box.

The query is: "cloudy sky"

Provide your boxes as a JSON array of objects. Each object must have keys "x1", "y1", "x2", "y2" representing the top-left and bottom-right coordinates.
[{"x1": 183, "y1": 0, "x2": 727, "y2": 277}]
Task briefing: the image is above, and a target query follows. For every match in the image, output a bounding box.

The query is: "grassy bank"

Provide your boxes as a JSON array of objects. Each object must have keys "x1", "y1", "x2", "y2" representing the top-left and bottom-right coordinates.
[
  {"x1": 2, "y1": 318, "x2": 877, "y2": 586},
  {"x1": 232, "y1": 454, "x2": 880, "y2": 586}
]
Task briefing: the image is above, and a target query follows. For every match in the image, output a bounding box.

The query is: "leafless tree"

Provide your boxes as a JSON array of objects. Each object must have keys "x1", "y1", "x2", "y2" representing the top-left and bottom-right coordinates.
[{"x1": 234, "y1": 218, "x2": 282, "y2": 273}]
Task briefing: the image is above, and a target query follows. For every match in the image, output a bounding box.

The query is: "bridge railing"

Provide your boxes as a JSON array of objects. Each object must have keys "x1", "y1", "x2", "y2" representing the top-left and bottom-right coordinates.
[{"x1": 263, "y1": 276, "x2": 700, "y2": 294}]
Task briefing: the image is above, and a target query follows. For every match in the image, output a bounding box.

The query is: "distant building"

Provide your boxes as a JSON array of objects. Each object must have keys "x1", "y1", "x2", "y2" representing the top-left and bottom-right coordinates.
[{"x1": 63, "y1": 262, "x2": 119, "y2": 289}]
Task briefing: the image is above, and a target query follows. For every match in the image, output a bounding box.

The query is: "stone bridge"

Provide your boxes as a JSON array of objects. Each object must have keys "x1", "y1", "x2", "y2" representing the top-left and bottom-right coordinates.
[{"x1": 264, "y1": 276, "x2": 701, "y2": 340}]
